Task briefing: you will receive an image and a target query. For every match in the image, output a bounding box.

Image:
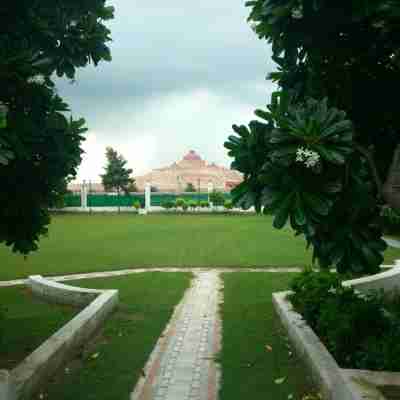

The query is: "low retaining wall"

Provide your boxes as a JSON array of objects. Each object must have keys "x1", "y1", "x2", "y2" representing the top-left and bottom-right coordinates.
[
  {"x1": 273, "y1": 291, "x2": 400, "y2": 400},
  {"x1": 28, "y1": 275, "x2": 104, "y2": 306},
  {"x1": 273, "y1": 291, "x2": 357, "y2": 400},
  {"x1": 0, "y1": 276, "x2": 119, "y2": 400},
  {"x1": 343, "y1": 265, "x2": 400, "y2": 297}
]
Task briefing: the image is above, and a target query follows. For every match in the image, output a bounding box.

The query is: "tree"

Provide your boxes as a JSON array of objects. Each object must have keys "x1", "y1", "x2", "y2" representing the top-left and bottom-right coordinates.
[
  {"x1": 225, "y1": 1, "x2": 400, "y2": 275},
  {"x1": 127, "y1": 182, "x2": 139, "y2": 193},
  {"x1": 185, "y1": 182, "x2": 196, "y2": 192},
  {"x1": 0, "y1": 1, "x2": 114, "y2": 254},
  {"x1": 101, "y1": 147, "x2": 134, "y2": 213}
]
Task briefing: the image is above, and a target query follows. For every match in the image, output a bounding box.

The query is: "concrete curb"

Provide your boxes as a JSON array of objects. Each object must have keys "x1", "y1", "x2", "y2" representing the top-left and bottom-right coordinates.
[
  {"x1": 28, "y1": 275, "x2": 105, "y2": 306},
  {"x1": 343, "y1": 264, "x2": 400, "y2": 298},
  {"x1": 272, "y1": 291, "x2": 359, "y2": 400},
  {"x1": 1, "y1": 276, "x2": 118, "y2": 400}
]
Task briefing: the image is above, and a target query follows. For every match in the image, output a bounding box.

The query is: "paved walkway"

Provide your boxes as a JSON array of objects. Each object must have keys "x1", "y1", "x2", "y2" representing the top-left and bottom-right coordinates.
[{"x1": 130, "y1": 271, "x2": 221, "y2": 400}]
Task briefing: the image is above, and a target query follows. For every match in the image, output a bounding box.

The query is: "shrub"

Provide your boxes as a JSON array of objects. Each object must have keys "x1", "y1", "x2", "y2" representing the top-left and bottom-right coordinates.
[
  {"x1": 289, "y1": 269, "x2": 341, "y2": 328},
  {"x1": 175, "y1": 198, "x2": 186, "y2": 209},
  {"x1": 188, "y1": 200, "x2": 197, "y2": 210},
  {"x1": 132, "y1": 200, "x2": 141, "y2": 210},
  {"x1": 224, "y1": 200, "x2": 233, "y2": 210},
  {"x1": 161, "y1": 200, "x2": 174, "y2": 210},
  {"x1": 199, "y1": 200, "x2": 210, "y2": 208},
  {"x1": 209, "y1": 190, "x2": 225, "y2": 206},
  {"x1": 380, "y1": 205, "x2": 400, "y2": 234},
  {"x1": 182, "y1": 202, "x2": 188, "y2": 211},
  {"x1": 289, "y1": 270, "x2": 400, "y2": 371}
]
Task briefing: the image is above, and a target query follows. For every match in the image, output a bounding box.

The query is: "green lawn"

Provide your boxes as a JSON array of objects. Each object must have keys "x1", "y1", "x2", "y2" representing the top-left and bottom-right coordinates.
[
  {"x1": 1, "y1": 214, "x2": 400, "y2": 280},
  {"x1": 220, "y1": 273, "x2": 317, "y2": 400},
  {"x1": 34, "y1": 272, "x2": 191, "y2": 400},
  {"x1": 0, "y1": 286, "x2": 79, "y2": 370}
]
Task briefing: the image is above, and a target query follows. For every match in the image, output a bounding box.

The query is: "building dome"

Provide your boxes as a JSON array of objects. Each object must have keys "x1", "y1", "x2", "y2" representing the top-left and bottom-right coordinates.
[
  {"x1": 133, "y1": 150, "x2": 242, "y2": 192},
  {"x1": 183, "y1": 150, "x2": 202, "y2": 161}
]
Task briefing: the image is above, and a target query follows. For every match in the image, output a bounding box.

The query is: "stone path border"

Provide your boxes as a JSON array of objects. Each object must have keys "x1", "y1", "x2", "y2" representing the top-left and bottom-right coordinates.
[
  {"x1": 0, "y1": 267, "x2": 304, "y2": 287},
  {"x1": 384, "y1": 236, "x2": 400, "y2": 249},
  {"x1": 1, "y1": 276, "x2": 118, "y2": 400},
  {"x1": 130, "y1": 271, "x2": 222, "y2": 400},
  {"x1": 1, "y1": 265, "x2": 396, "y2": 288}
]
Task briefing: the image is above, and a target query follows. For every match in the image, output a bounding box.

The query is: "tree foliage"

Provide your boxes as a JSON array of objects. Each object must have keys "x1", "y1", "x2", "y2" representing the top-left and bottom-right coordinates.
[
  {"x1": 0, "y1": 1, "x2": 114, "y2": 254},
  {"x1": 101, "y1": 147, "x2": 134, "y2": 194},
  {"x1": 185, "y1": 182, "x2": 196, "y2": 192},
  {"x1": 225, "y1": 0, "x2": 400, "y2": 274}
]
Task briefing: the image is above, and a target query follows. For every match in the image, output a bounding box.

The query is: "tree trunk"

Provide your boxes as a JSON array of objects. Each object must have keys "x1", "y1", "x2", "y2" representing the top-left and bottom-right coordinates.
[{"x1": 383, "y1": 143, "x2": 400, "y2": 211}]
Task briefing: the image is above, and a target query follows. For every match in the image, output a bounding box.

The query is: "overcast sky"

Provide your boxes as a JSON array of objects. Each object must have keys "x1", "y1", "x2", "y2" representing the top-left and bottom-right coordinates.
[{"x1": 56, "y1": 0, "x2": 276, "y2": 182}]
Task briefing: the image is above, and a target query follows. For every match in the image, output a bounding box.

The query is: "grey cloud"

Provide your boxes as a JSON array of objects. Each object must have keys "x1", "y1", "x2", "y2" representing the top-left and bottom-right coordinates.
[{"x1": 55, "y1": 0, "x2": 277, "y2": 180}]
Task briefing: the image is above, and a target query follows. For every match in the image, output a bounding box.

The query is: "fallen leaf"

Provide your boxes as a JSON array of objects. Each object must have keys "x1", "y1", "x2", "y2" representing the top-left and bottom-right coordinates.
[
  {"x1": 265, "y1": 345, "x2": 273, "y2": 352},
  {"x1": 274, "y1": 377, "x2": 286, "y2": 385},
  {"x1": 91, "y1": 352, "x2": 100, "y2": 360}
]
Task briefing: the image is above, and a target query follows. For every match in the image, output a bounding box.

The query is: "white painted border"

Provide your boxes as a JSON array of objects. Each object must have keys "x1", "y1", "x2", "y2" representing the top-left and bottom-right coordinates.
[
  {"x1": 0, "y1": 276, "x2": 118, "y2": 400},
  {"x1": 343, "y1": 265, "x2": 400, "y2": 297}
]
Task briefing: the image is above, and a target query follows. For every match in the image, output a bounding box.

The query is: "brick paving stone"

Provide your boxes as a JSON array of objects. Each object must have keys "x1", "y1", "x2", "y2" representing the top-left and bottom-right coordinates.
[{"x1": 130, "y1": 271, "x2": 222, "y2": 400}]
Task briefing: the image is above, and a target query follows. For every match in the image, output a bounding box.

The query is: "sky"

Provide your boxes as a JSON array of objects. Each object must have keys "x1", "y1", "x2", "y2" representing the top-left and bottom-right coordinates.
[{"x1": 55, "y1": 0, "x2": 276, "y2": 182}]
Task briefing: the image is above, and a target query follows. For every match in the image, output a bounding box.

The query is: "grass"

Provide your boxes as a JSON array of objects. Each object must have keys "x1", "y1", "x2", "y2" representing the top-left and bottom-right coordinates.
[
  {"x1": 220, "y1": 273, "x2": 317, "y2": 400},
  {"x1": 35, "y1": 272, "x2": 191, "y2": 400},
  {"x1": 1, "y1": 214, "x2": 400, "y2": 281},
  {"x1": 0, "y1": 286, "x2": 79, "y2": 370}
]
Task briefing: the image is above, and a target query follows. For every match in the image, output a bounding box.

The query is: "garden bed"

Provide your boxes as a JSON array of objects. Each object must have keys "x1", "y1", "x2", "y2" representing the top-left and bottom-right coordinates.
[
  {"x1": 1, "y1": 276, "x2": 119, "y2": 400},
  {"x1": 273, "y1": 268, "x2": 400, "y2": 400}
]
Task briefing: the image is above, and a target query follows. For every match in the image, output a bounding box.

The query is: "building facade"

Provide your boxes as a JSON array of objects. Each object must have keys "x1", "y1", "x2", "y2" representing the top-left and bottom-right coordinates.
[
  {"x1": 68, "y1": 150, "x2": 243, "y2": 193},
  {"x1": 134, "y1": 150, "x2": 242, "y2": 192}
]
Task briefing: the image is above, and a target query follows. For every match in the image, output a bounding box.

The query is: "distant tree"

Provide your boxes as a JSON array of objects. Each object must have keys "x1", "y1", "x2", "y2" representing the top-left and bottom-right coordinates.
[
  {"x1": 0, "y1": 1, "x2": 114, "y2": 254},
  {"x1": 101, "y1": 147, "x2": 134, "y2": 213},
  {"x1": 127, "y1": 182, "x2": 138, "y2": 193},
  {"x1": 184, "y1": 183, "x2": 196, "y2": 192}
]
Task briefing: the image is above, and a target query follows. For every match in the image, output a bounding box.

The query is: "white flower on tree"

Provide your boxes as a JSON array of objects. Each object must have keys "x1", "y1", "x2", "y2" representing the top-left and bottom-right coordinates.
[
  {"x1": 296, "y1": 147, "x2": 320, "y2": 168},
  {"x1": 27, "y1": 75, "x2": 46, "y2": 85}
]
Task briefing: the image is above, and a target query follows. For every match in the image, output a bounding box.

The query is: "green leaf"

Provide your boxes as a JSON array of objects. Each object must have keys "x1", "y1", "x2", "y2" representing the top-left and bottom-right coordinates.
[
  {"x1": 293, "y1": 201, "x2": 306, "y2": 226},
  {"x1": 302, "y1": 193, "x2": 332, "y2": 216},
  {"x1": 313, "y1": 145, "x2": 347, "y2": 164},
  {"x1": 273, "y1": 194, "x2": 294, "y2": 229}
]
